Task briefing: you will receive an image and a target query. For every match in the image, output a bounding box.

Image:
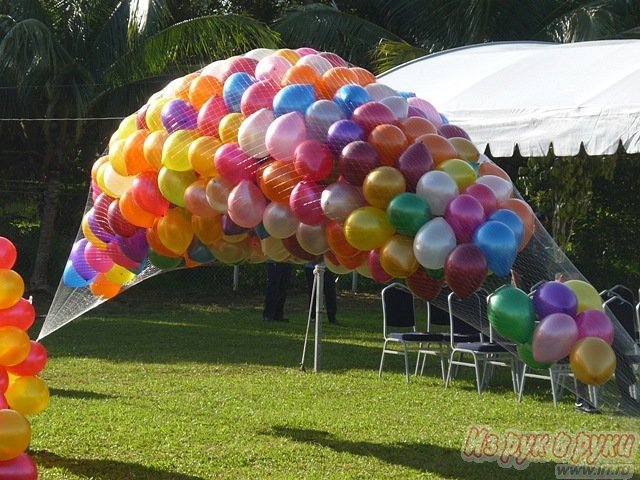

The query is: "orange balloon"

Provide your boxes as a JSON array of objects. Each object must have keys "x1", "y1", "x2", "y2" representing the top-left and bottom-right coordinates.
[
  {"x1": 281, "y1": 64, "x2": 321, "y2": 91},
  {"x1": 168, "y1": 72, "x2": 198, "y2": 101},
  {"x1": 275, "y1": 48, "x2": 300, "y2": 64},
  {"x1": 189, "y1": 75, "x2": 224, "y2": 110},
  {"x1": 189, "y1": 136, "x2": 221, "y2": 177},
  {"x1": 91, "y1": 156, "x2": 109, "y2": 183},
  {"x1": 90, "y1": 273, "x2": 122, "y2": 299},
  {"x1": 401, "y1": 117, "x2": 437, "y2": 143},
  {"x1": 146, "y1": 221, "x2": 181, "y2": 258},
  {"x1": 0, "y1": 326, "x2": 30, "y2": 366},
  {"x1": 143, "y1": 130, "x2": 169, "y2": 171},
  {"x1": 326, "y1": 221, "x2": 361, "y2": 259},
  {"x1": 337, "y1": 250, "x2": 368, "y2": 269},
  {"x1": 320, "y1": 67, "x2": 358, "y2": 99},
  {"x1": 0, "y1": 409, "x2": 31, "y2": 460},
  {"x1": 414, "y1": 134, "x2": 458, "y2": 166},
  {"x1": 123, "y1": 129, "x2": 151, "y2": 175},
  {"x1": 350, "y1": 67, "x2": 376, "y2": 86},
  {"x1": 118, "y1": 191, "x2": 157, "y2": 228},
  {"x1": 0, "y1": 271, "x2": 24, "y2": 310},
  {"x1": 504, "y1": 198, "x2": 536, "y2": 249},
  {"x1": 260, "y1": 160, "x2": 302, "y2": 203},
  {"x1": 479, "y1": 161, "x2": 511, "y2": 181},
  {"x1": 368, "y1": 124, "x2": 408, "y2": 166},
  {"x1": 192, "y1": 215, "x2": 223, "y2": 245},
  {"x1": 157, "y1": 208, "x2": 193, "y2": 255},
  {"x1": 182, "y1": 255, "x2": 201, "y2": 269}
]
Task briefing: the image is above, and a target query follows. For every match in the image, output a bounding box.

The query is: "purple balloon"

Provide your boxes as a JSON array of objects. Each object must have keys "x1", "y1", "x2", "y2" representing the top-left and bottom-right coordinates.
[
  {"x1": 221, "y1": 214, "x2": 248, "y2": 236},
  {"x1": 533, "y1": 281, "x2": 578, "y2": 320},
  {"x1": 88, "y1": 211, "x2": 115, "y2": 243},
  {"x1": 444, "y1": 194, "x2": 485, "y2": 244},
  {"x1": 532, "y1": 313, "x2": 579, "y2": 363},
  {"x1": 396, "y1": 142, "x2": 433, "y2": 191},
  {"x1": 119, "y1": 229, "x2": 149, "y2": 263},
  {"x1": 339, "y1": 141, "x2": 380, "y2": 186},
  {"x1": 327, "y1": 120, "x2": 365, "y2": 157},
  {"x1": 407, "y1": 107, "x2": 427, "y2": 119},
  {"x1": 576, "y1": 310, "x2": 614, "y2": 344},
  {"x1": 438, "y1": 124, "x2": 471, "y2": 140},
  {"x1": 70, "y1": 239, "x2": 97, "y2": 280},
  {"x1": 161, "y1": 99, "x2": 198, "y2": 133}
]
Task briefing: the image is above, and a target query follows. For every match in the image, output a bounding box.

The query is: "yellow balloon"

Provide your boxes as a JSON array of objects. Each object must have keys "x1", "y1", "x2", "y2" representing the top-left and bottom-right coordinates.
[
  {"x1": 275, "y1": 48, "x2": 300, "y2": 64},
  {"x1": 379, "y1": 235, "x2": 419, "y2": 278},
  {"x1": 218, "y1": 113, "x2": 243, "y2": 144},
  {"x1": 143, "y1": 130, "x2": 169, "y2": 171},
  {"x1": 189, "y1": 136, "x2": 221, "y2": 177},
  {"x1": 95, "y1": 162, "x2": 117, "y2": 198},
  {"x1": 82, "y1": 213, "x2": 108, "y2": 249},
  {"x1": 158, "y1": 208, "x2": 193, "y2": 255},
  {"x1": 108, "y1": 138, "x2": 128, "y2": 176},
  {"x1": 570, "y1": 337, "x2": 616, "y2": 385},
  {"x1": 157, "y1": 167, "x2": 197, "y2": 207},
  {"x1": 222, "y1": 232, "x2": 248, "y2": 244},
  {"x1": 436, "y1": 158, "x2": 477, "y2": 191},
  {"x1": 260, "y1": 237, "x2": 290, "y2": 262},
  {"x1": 0, "y1": 271, "x2": 24, "y2": 310},
  {"x1": 109, "y1": 114, "x2": 138, "y2": 148},
  {"x1": 104, "y1": 264, "x2": 136, "y2": 286},
  {"x1": 162, "y1": 130, "x2": 198, "y2": 171},
  {"x1": 146, "y1": 97, "x2": 171, "y2": 131},
  {"x1": 0, "y1": 326, "x2": 30, "y2": 367},
  {"x1": 102, "y1": 163, "x2": 135, "y2": 199},
  {"x1": 6, "y1": 376, "x2": 49, "y2": 416},
  {"x1": 449, "y1": 137, "x2": 480, "y2": 163},
  {"x1": 565, "y1": 280, "x2": 604, "y2": 313},
  {"x1": 344, "y1": 207, "x2": 395, "y2": 251},
  {"x1": 210, "y1": 238, "x2": 249, "y2": 264},
  {"x1": 0, "y1": 409, "x2": 31, "y2": 460},
  {"x1": 192, "y1": 215, "x2": 223, "y2": 245},
  {"x1": 363, "y1": 167, "x2": 406, "y2": 209},
  {"x1": 356, "y1": 260, "x2": 373, "y2": 279}
]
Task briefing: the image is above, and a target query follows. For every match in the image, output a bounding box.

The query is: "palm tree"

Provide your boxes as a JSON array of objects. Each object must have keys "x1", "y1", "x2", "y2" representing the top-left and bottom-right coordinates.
[
  {"x1": 0, "y1": 0, "x2": 280, "y2": 291},
  {"x1": 274, "y1": 0, "x2": 640, "y2": 72}
]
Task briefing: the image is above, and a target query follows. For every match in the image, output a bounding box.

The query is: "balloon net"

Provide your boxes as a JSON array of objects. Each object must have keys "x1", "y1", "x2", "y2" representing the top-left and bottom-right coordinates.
[{"x1": 39, "y1": 47, "x2": 639, "y2": 418}]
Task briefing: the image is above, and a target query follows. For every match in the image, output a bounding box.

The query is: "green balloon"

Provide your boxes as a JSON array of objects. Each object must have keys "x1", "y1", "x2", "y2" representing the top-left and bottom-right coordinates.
[
  {"x1": 148, "y1": 249, "x2": 182, "y2": 269},
  {"x1": 517, "y1": 342, "x2": 553, "y2": 370},
  {"x1": 488, "y1": 286, "x2": 536, "y2": 343},
  {"x1": 386, "y1": 193, "x2": 431, "y2": 237},
  {"x1": 427, "y1": 268, "x2": 444, "y2": 280}
]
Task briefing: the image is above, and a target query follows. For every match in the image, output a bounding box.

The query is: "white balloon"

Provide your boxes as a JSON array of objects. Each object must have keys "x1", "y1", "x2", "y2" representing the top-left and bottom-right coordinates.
[
  {"x1": 476, "y1": 175, "x2": 513, "y2": 205},
  {"x1": 320, "y1": 183, "x2": 366, "y2": 222},
  {"x1": 238, "y1": 108, "x2": 274, "y2": 158},
  {"x1": 262, "y1": 202, "x2": 299, "y2": 239},
  {"x1": 297, "y1": 54, "x2": 333, "y2": 75},
  {"x1": 413, "y1": 218, "x2": 457, "y2": 270},
  {"x1": 296, "y1": 222, "x2": 329, "y2": 255},
  {"x1": 201, "y1": 59, "x2": 228, "y2": 80},
  {"x1": 416, "y1": 170, "x2": 459, "y2": 216},
  {"x1": 380, "y1": 96, "x2": 409, "y2": 121},
  {"x1": 244, "y1": 48, "x2": 275, "y2": 61},
  {"x1": 365, "y1": 83, "x2": 398, "y2": 102}
]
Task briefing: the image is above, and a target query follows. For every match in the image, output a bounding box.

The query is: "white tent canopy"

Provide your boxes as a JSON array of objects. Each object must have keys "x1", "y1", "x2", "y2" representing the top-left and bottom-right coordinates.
[{"x1": 378, "y1": 40, "x2": 640, "y2": 157}]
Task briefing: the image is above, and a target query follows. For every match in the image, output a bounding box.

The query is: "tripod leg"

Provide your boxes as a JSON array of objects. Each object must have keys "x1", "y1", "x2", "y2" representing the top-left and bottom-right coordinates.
[{"x1": 300, "y1": 271, "x2": 317, "y2": 370}]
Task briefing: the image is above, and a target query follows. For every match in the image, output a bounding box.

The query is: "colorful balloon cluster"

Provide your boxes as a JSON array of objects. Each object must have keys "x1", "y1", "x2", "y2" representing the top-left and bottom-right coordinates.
[
  {"x1": 488, "y1": 280, "x2": 616, "y2": 385},
  {"x1": 64, "y1": 47, "x2": 536, "y2": 301},
  {"x1": 0, "y1": 237, "x2": 48, "y2": 479}
]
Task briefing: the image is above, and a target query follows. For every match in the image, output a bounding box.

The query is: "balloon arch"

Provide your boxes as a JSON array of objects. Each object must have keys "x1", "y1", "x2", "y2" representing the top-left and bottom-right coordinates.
[{"x1": 0, "y1": 47, "x2": 635, "y2": 478}]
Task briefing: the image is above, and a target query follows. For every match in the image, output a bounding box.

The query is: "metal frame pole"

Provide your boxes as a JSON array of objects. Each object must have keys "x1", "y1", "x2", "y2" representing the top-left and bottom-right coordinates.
[{"x1": 313, "y1": 263, "x2": 325, "y2": 373}]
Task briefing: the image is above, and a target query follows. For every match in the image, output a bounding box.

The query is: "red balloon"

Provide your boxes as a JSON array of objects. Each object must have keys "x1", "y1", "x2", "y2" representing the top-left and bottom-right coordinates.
[
  {"x1": 221, "y1": 56, "x2": 259, "y2": 81},
  {"x1": 107, "y1": 201, "x2": 139, "y2": 237},
  {"x1": 0, "y1": 299, "x2": 35, "y2": 330},
  {"x1": 0, "y1": 394, "x2": 7, "y2": 409},
  {"x1": 289, "y1": 181, "x2": 325, "y2": 225},
  {"x1": 240, "y1": 80, "x2": 280, "y2": 117},
  {"x1": 0, "y1": 368, "x2": 7, "y2": 393},
  {"x1": 0, "y1": 454, "x2": 38, "y2": 480},
  {"x1": 406, "y1": 268, "x2": 443, "y2": 301},
  {"x1": 7, "y1": 341, "x2": 47, "y2": 377},
  {"x1": 444, "y1": 244, "x2": 487, "y2": 298},
  {"x1": 197, "y1": 96, "x2": 229, "y2": 137},
  {"x1": 352, "y1": 102, "x2": 398, "y2": 135},
  {"x1": 294, "y1": 140, "x2": 334, "y2": 181},
  {"x1": 368, "y1": 249, "x2": 392, "y2": 284},
  {"x1": 132, "y1": 171, "x2": 169, "y2": 216},
  {"x1": 0, "y1": 238, "x2": 17, "y2": 270},
  {"x1": 282, "y1": 235, "x2": 319, "y2": 262}
]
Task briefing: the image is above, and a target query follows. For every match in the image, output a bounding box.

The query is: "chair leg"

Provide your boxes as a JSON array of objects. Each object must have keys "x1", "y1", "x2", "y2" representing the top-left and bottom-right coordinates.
[
  {"x1": 378, "y1": 340, "x2": 389, "y2": 379},
  {"x1": 549, "y1": 368, "x2": 559, "y2": 408},
  {"x1": 473, "y1": 353, "x2": 483, "y2": 394},
  {"x1": 518, "y1": 365, "x2": 527, "y2": 403},
  {"x1": 445, "y1": 351, "x2": 456, "y2": 388},
  {"x1": 510, "y1": 360, "x2": 520, "y2": 395},
  {"x1": 403, "y1": 342, "x2": 411, "y2": 383},
  {"x1": 414, "y1": 350, "x2": 422, "y2": 376}
]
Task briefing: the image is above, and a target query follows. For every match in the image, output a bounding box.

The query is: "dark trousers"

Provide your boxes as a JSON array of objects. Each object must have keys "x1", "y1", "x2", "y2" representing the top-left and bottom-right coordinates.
[
  {"x1": 305, "y1": 266, "x2": 337, "y2": 323},
  {"x1": 263, "y1": 263, "x2": 292, "y2": 321}
]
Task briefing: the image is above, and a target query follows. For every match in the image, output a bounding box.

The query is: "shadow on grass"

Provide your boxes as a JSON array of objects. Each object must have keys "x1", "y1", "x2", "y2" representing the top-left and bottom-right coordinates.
[
  {"x1": 49, "y1": 388, "x2": 116, "y2": 400},
  {"x1": 269, "y1": 427, "x2": 557, "y2": 479},
  {"x1": 32, "y1": 450, "x2": 205, "y2": 480}
]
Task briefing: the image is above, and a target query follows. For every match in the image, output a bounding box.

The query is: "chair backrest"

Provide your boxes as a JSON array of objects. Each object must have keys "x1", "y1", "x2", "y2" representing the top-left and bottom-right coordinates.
[
  {"x1": 604, "y1": 296, "x2": 639, "y2": 342},
  {"x1": 608, "y1": 284, "x2": 635, "y2": 305},
  {"x1": 447, "y1": 291, "x2": 486, "y2": 346},
  {"x1": 381, "y1": 283, "x2": 416, "y2": 336}
]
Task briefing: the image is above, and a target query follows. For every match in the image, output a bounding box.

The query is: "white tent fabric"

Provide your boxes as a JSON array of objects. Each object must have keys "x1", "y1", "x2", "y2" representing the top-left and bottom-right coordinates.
[{"x1": 378, "y1": 40, "x2": 640, "y2": 157}]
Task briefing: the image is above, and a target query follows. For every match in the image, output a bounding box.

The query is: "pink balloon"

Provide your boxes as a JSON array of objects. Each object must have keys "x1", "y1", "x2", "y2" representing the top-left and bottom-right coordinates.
[
  {"x1": 576, "y1": 310, "x2": 614, "y2": 344},
  {"x1": 444, "y1": 194, "x2": 486, "y2": 244},
  {"x1": 214, "y1": 143, "x2": 259, "y2": 185},
  {"x1": 220, "y1": 56, "x2": 259, "y2": 81},
  {"x1": 197, "y1": 96, "x2": 229, "y2": 137},
  {"x1": 351, "y1": 102, "x2": 398, "y2": 135},
  {"x1": 407, "y1": 97, "x2": 442, "y2": 127},
  {"x1": 84, "y1": 242, "x2": 115, "y2": 273},
  {"x1": 318, "y1": 52, "x2": 348, "y2": 67},
  {"x1": 266, "y1": 112, "x2": 307, "y2": 162},
  {"x1": 240, "y1": 80, "x2": 280, "y2": 117},
  {"x1": 296, "y1": 47, "x2": 318, "y2": 56},
  {"x1": 184, "y1": 181, "x2": 219, "y2": 218},
  {"x1": 255, "y1": 55, "x2": 291, "y2": 83},
  {"x1": 294, "y1": 140, "x2": 334, "y2": 181},
  {"x1": 290, "y1": 181, "x2": 325, "y2": 225},
  {"x1": 368, "y1": 249, "x2": 392, "y2": 283},
  {"x1": 227, "y1": 180, "x2": 267, "y2": 228},
  {"x1": 532, "y1": 313, "x2": 579, "y2": 363},
  {"x1": 464, "y1": 183, "x2": 498, "y2": 216},
  {"x1": 0, "y1": 454, "x2": 38, "y2": 480}
]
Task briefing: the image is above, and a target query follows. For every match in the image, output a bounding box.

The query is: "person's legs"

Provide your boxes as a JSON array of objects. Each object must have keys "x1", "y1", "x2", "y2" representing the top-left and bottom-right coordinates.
[
  {"x1": 324, "y1": 270, "x2": 337, "y2": 323},
  {"x1": 263, "y1": 263, "x2": 281, "y2": 321},
  {"x1": 274, "y1": 263, "x2": 292, "y2": 321}
]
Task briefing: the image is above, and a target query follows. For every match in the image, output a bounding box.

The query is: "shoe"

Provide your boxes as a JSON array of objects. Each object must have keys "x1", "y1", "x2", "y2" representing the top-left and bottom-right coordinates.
[
  {"x1": 263, "y1": 316, "x2": 273, "y2": 322},
  {"x1": 575, "y1": 401, "x2": 601, "y2": 414}
]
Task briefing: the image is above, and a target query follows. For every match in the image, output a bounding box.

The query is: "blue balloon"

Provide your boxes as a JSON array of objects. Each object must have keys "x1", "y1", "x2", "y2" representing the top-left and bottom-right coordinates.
[
  {"x1": 223, "y1": 72, "x2": 256, "y2": 112},
  {"x1": 273, "y1": 84, "x2": 316, "y2": 116},
  {"x1": 188, "y1": 239, "x2": 216, "y2": 264},
  {"x1": 333, "y1": 84, "x2": 371, "y2": 117},
  {"x1": 305, "y1": 100, "x2": 345, "y2": 141},
  {"x1": 255, "y1": 222, "x2": 270, "y2": 240},
  {"x1": 440, "y1": 114, "x2": 449, "y2": 125},
  {"x1": 472, "y1": 221, "x2": 518, "y2": 277},
  {"x1": 63, "y1": 261, "x2": 93, "y2": 288},
  {"x1": 398, "y1": 91, "x2": 416, "y2": 99},
  {"x1": 489, "y1": 209, "x2": 525, "y2": 248}
]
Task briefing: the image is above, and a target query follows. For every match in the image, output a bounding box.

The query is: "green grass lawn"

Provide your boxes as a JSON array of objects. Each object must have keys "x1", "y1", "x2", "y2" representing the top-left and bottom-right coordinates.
[{"x1": 29, "y1": 286, "x2": 640, "y2": 479}]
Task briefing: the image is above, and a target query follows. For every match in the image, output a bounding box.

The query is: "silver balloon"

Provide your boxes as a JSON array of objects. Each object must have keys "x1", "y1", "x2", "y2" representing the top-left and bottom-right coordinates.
[
  {"x1": 365, "y1": 83, "x2": 398, "y2": 102},
  {"x1": 296, "y1": 222, "x2": 329, "y2": 255},
  {"x1": 305, "y1": 100, "x2": 345, "y2": 142},
  {"x1": 476, "y1": 175, "x2": 513, "y2": 206},
  {"x1": 205, "y1": 178, "x2": 231, "y2": 214},
  {"x1": 416, "y1": 170, "x2": 459, "y2": 216},
  {"x1": 413, "y1": 217, "x2": 457, "y2": 270},
  {"x1": 380, "y1": 96, "x2": 409, "y2": 121},
  {"x1": 320, "y1": 182, "x2": 366, "y2": 222},
  {"x1": 262, "y1": 202, "x2": 299, "y2": 239}
]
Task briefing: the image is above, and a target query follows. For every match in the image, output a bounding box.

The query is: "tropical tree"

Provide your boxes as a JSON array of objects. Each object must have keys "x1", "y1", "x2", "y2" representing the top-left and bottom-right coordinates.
[{"x1": 0, "y1": 0, "x2": 280, "y2": 291}]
